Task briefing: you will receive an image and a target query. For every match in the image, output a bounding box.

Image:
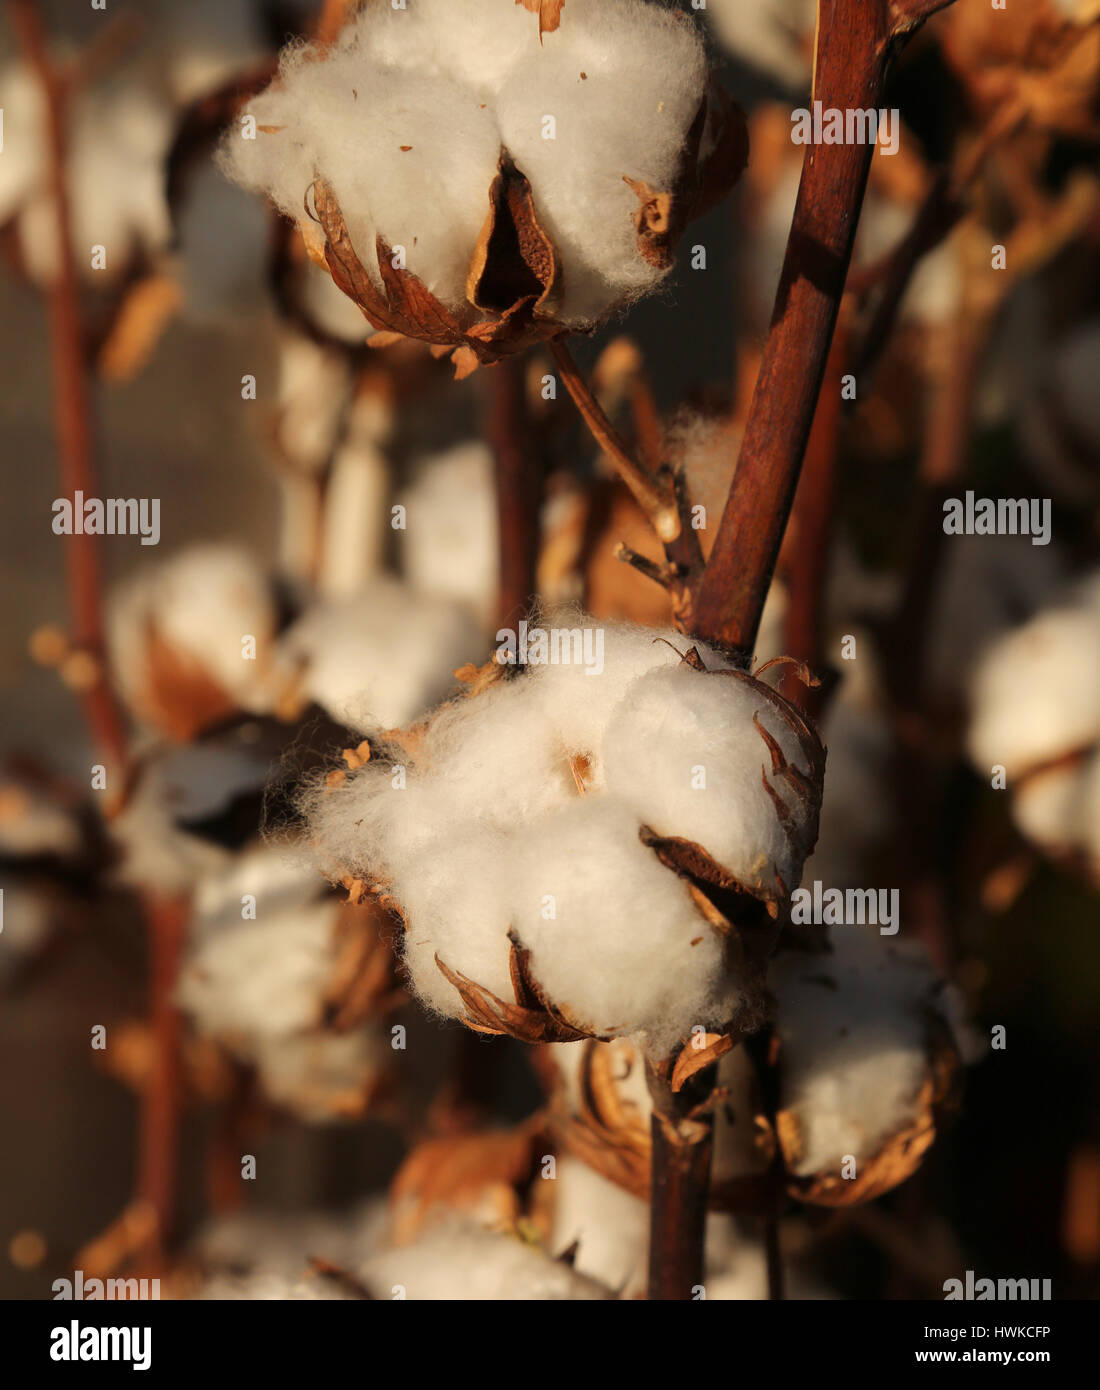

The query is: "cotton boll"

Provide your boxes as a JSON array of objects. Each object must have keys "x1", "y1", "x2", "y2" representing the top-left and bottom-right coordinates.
[
  {"x1": 769, "y1": 926, "x2": 958, "y2": 1203},
  {"x1": 397, "y1": 830, "x2": 518, "y2": 1020},
  {"x1": 361, "y1": 1221, "x2": 613, "y2": 1300},
  {"x1": 495, "y1": 2, "x2": 708, "y2": 322},
  {"x1": 252, "y1": 1027, "x2": 390, "y2": 1122},
  {"x1": 107, "y1": 545, "x2": 276, "y2": 738},
  {"x1": 0, "y1": 64, "x2": 46, "y2": 225},
  {"x1": 179, "y1": 897, "x2": 342, "y2": 1039},
  {"x1": 190, "y1": 842, "x2": 329, "y2": 936},
  {"x1": 400, "y1": 443, "x2": 499, "y2": 626},
  {"x1": 275, "y1": 331, "x2": 355, "y2": 475},
  {"x1": 967, "y1": 574, "x2": 1100, "y2": 778},
  {"x1": 19, "y1": 81, "x2": 174, "y2": 285},
  {"x1": 602, "y1": 664, "x2": 821, "y2": 900},
  {"x1": 1013, "y1": 748, "x2": 1100, "y2": 875},
  {"x1": 110, "y1": 738, "x2": 274, "y2": 892},
  {"x1": 509, "y1": 799, "x2": 737, "y2": 1051},
  {"x1": 279, "y1": 580, "x2": 483, "y2": 732},
  {"x1": 549, "y1": 1156, "x2": 649, "y2": 1296}
]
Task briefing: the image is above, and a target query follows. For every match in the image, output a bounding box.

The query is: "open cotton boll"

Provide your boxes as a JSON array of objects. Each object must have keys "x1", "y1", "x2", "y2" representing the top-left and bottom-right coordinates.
[
  {"x1": 967, "y1": 574, "x2": 1100, "y2": 778},
  {"x1": 279, "y1": 581, "x2": 482, "y2": 732},
  {"x1": 602, "y1": 664, "x2": 820, "y2": 899},
  {"x1": 252, "y1": 1027, "x2": 390, "y2": 1123},
  {"x1": 1013, "y1": 748, "x2": 1100, "y2": 874},
  {"x1": 0, "y1": 64, "x2": 46, "y2": 225},
  {"x1": 19, "y1": 81, "x2": 174, "y2": 285},
  {"x1": 190, "y1": 842, "x2": 328, "y2": 937},
  {"x1": 400, "y1": 443, "x2": 498, "y2": 626},
  {"x1": 223, "y1": 51, "x2": 502, "y2": 310},
  {"x1": 495, "y1": 2, "x2": 708, "y2": 323},
  {"x1": 509, "y1": 799, "x2": 737, "y2": 1050},
  {"x1": 275, "y1": 331, "x2": 355, "y2": 475},
  {"x1": 769, "y1": 926, "x2": 957, "y2": 1201},
  {"x1": 110, "y1": 740, "x2": 273, "y2": 891},
  {"x1": 108, "y1": 545, "x2": 276, "y2": 737},
  {"x1": 178, "y1": 898, "x2": 341, "y2": 1040},
  {"x1": 361, "y1": 1221, "x2": 613, "y2": 1301},
  {"x1": 550, "y1": 1156, "x2": 649, "y2": 1296}
]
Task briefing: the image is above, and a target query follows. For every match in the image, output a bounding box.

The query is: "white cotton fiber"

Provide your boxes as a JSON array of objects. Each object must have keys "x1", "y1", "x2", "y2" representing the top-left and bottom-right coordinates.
[
  {"x1": 770, "y1": 927, "x2": 943, "y2": 1176},
  {"x1": 18, "y1": 79, "x2": 173, "y2": 285},
  {"x1": 179, "y1": 897, "x2": 341, "y2": 1039},
  {"x1": 494, "y1": 0, "x2": 708, "y2": 323},
  {"x1": 307, "y1": 614, "x2": 826, "y2": 1053},
  {"x1": 400, "y1": 443, "x2": 499, "y2": 626},
  {"x1": 278, "y1": 580, "x2": 483, "y2": 732},
  {"x1": 524, "y1": 616, "x2": 734, "y2": 758},
  {"x1": 967, "y1": 572, "x2": 1100, "y2": 777},
  {"x1": 107, "y1": 545, "x2": 276, "y2": 722},
  {"x1": 509, "y1": 799, "x2": 738, "y2": 1050},
  {"x1": 360, "y1": 1220, "x2": 613, "y2": 1300},
  {"x1": 549, "y1": 1156, "x2": 649, "y2": 1296},
  {"x1": 602, "y1": 663, "x2": 819, "y2": 897},
  {"x1": 0, "y1": 64, "x2": 46, "y2": 226},
  {"x1": 220, "y1": 0, "x2": 713, "y2": 326},
  {"x1": 275, "y1": 331, "x2": 355, "y2": 474}
]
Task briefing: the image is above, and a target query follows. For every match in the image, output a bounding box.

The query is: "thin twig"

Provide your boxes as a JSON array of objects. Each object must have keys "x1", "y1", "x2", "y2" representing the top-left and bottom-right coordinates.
[{"x1": 549, "y1": 340, "x2": 681, "y2": 544}]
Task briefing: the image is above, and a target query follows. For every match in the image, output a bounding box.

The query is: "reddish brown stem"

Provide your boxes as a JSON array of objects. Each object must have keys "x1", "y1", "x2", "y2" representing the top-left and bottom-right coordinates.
[
  {"x1": 646, "y1": 1058, "x2": 714, "y2": 1300},
  {"x1": 7, "y1": 0, "x2": 128, "y2": 775},
  {"x1": 488, "y1": 358, "x2": 541, "y2": 627},
  {"x1": 780, "y1": 315, "x2": 849, "y2": 715},
  {"x1": 691, "y1": 0, "x2": 896, "y2": 657}
]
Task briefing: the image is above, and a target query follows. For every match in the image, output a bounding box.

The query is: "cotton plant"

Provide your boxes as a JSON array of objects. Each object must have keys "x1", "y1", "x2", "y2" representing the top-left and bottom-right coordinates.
[
  {"x1": 177, "y1": 844, "x2": 403, "y2": 1121},
  {"x1": 967, "y1": 571, "x2": 1100, "y2": 883},
  {"x1": 220, "y1": 0, "x2": 747, "y2": 377},
  {"x1": 0, "y1": 61, "x2": 175, "y2": 286},
  {"x1": 306, "y1": 618, "x2": 825, "y2": 1067}
]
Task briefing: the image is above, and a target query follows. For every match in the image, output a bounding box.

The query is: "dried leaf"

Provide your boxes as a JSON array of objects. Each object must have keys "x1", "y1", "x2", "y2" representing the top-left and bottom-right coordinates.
[
  {"x1": 670, "y1": 1032, "x2": 733, "y2": 1093},
  {"x1": 516, "y1": 0, "x2": 565, "y2": 39}
]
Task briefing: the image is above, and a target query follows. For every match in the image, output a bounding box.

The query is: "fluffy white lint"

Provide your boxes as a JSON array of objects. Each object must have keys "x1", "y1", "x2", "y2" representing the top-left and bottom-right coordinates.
[{"x1": 219, "y1": 0, "x2": 710, "y2": 324}]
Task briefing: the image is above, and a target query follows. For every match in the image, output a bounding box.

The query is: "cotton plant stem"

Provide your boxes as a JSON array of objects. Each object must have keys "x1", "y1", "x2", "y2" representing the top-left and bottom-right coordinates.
[
  {"x1": 7, "y1": 0, "x2": 128, "y2": 777},
  {"x1": 488, "y1": 356, "x2": 541, "y2": 627},
  {"x1": 643, "y1": 0, "x2": 956, "y2": 1303},
  {"x1": 692, "y1": 0, "x2": 922, "y2": 658},
  {"x1": 645, "y1": 1058, "x2": 715, "y2": 1300}
]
